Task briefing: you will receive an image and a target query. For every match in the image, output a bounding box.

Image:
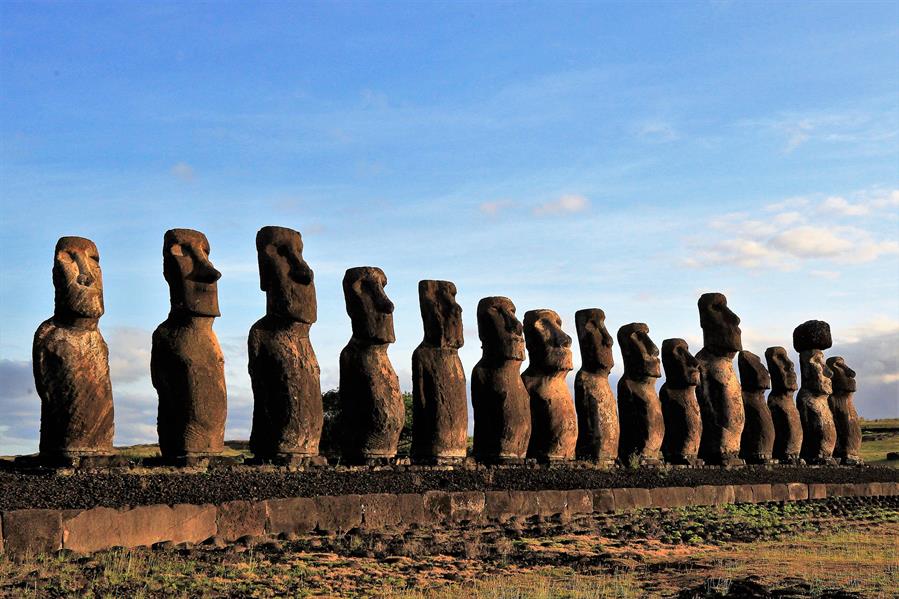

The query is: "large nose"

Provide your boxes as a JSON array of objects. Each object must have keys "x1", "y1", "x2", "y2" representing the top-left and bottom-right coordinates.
[
  {"x1": 73, "y1": 254, "x2": 95, "y2": 286},
  {"x1": 553, "y1": 326, "x2": 572, "y2": 348},
  {"x1": 372, "y1": 285, "x2": 394, "y2": 314},
  {"x1": 822, "y1": 361, "x2": 833, "y2": 378},
  {"x1": 288, "y1": 254, "x2": 313, "y2": 284},
  {"x1": 504, "y1": 311, "x2": 522, "y2": 335},
  {"x1": 192, "y1": 255, "x2": 222, "y2": 284}
]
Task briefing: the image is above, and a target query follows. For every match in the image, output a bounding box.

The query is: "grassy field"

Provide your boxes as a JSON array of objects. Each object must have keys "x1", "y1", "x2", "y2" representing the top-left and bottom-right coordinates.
[
  {"x1": 1, "y1": 498, "x2": 896, "y2": 598},
  {"x1": 860, "y1": 418, "x2": 899, "y2": 467}
]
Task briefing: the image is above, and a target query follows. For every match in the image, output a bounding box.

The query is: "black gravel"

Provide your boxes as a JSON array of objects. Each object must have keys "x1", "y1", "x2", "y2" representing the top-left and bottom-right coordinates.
[{"x1": 0, "y1": 464, "x2": 896, "y2": 511}]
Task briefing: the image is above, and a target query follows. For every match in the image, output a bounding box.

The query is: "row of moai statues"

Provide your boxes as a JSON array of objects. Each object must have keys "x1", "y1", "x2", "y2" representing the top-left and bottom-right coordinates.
[{"x1": 33, "y1": 229, "x2": 863, "y2": 466}]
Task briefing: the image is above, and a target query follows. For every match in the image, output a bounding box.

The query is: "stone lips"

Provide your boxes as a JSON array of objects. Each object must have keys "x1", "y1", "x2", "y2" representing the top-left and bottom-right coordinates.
[{"x1": 793, "y1": 320, "x2": 832, "y2": 352}]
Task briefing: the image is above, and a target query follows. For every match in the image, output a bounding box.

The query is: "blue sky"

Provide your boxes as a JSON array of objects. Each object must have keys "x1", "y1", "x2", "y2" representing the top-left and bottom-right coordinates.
[{"x1": 1, "y1": 1, "x2": 897, "y2": 454}]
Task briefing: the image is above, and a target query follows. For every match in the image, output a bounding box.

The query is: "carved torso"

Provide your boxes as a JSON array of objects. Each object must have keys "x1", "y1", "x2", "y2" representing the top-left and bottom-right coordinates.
[
  {"x1": 696, "y1": 349, "x2": 744, "y2": 463},
  {"x1": 411, "y1": 346, "x2": 467, "y2": 460},
  {"x1": 797, "y1": 388, "x2": 836, "y2": 460},
  {"x1": 829, "y1": 391, "x2": 861, "y2": 460},
  {"x1": 248, "y1": 317, "x2": 322, "y2": 457},
  {"x1": 767, "y1": 391, "x2": 803, "y2": 459},
  {"x1": 523, "y1": 369, "x2": 577, "y2": 461},
  {"x1": 33, "y1": 319, "x2": 114, "y2": 456},
  {"x1": 471, "y1": 359, "x2": 530, "y2": 461},
  {"x1": 740, "y1": 389, "x2": 775, "y2": 462},
  {"x1": 574, "y1": 370, "x2": 619, "y2": 463},
  {"x1": 617, "y1": 376, "x2": 664, "y2": 462},
  {"x1": 152, "y1": 316, "x2": 227, "y2": 457},
  {"x1": 659, "y1": 383, "x2": 701, "y2": 463},
  {"x1": 339, "y1": 341, "x2": 403, "y2": 460}
]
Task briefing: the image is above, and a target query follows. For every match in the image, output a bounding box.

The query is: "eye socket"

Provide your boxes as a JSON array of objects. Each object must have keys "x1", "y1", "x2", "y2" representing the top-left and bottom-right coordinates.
[
  {"x1": 170, "y1": 244, "x2": 185, "y2": 257},
  {"x1": 91, "y1": 254, "x2": 100, "y2": 263},
  {"x1": 277, "y1": 245, "x2": 289, "y2": 257}
]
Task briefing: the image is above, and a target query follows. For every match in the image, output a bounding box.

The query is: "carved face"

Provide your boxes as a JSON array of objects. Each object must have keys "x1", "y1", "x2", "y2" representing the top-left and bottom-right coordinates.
[
  {"x1": 698, "y1": 292, "x2": 742, "y2": 355},
  {"x1": 53, "y1": 236, "x2": 104, "y2": 319},
  {"x1": 738, "y1": 350, "x2": 771, "y2": 391},
  {"x1": 419, "y1": 280, "x2": 463, "y2": 349},
  {"x1": 343, "y1": 266, "x2": 395, "y2": 344},
  {"x1": 256, "y1": 226, "x2": 316, "y2": 323},
  {"x1": 800, "y1": 349, "x2": 833, "y2": 394},
  {"x1": 765, "y1": 346, "x2": 798, "y2": 392},
  {"x1": 575, "y1": 308, "x2": 614, "y2": 373},
  {"x1": 617, "y1": 323, "x2": 661, "y2": 378},
  {"x1": 827, "y1": 356, "x2": 857, "y2": 393},
  {"x1": 661, "y1": 338, "x2": 699, "y2": 387},
  {"x1": 163, "y1": 229, "x2": 221, "y2": 317},
  {"x1": 523, "y1": 309, "x2": 573, "y2": 372},
  {"x1": 477, "y1": 296, "x2": 525, "y2": 361}
]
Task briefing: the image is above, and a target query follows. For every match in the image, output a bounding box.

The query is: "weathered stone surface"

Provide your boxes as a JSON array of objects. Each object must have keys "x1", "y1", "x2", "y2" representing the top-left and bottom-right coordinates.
[
  {"x1": 33, "y1": 236, "x2": 114, "y2": 460},
  {"x1": 792, "y1": 320, "x2": 832, "y2": 352},
  {"x1": 471, "y1": 297, "x2": 531, "y2": 463},
  {"x1": 152, "y1": 229, "x2": 227, "y2": 458},
  {"x1": 592, "y1": 489, "x2": 616, "y2": 513},
  {"x1": 412, "y1": 280, "x2": 467, "y2": 463},
  {"x1": 523, "y1": 309, "x2": 577, "y2": 462},
  {"x1": 617, "y1": 323, "x2": 664, "y2": 465},
  {"x1": 573, "y1": 309, "x2": 619, "y2": 465},
  {"x1": 2, "y1": 509, "x2": 63, "y2": 558},
  {"x1": 612, "y1": 487, "x2": 652, "y2": 511},
  {"x1": 339, "y1": 267, "x2": 403, "y2": 462},
  {"x1": 360, "y1": 493, "x2": 401, "y2": 529},
  {"x1": 733, "y1": 485, "x2": 754, "y2": 504},
  {"x1": 248, "y1": 226, "x2": 322, "y2": 460},
  {"x1": 770, "y1": 484, "x2": 791, "y2": 503},
  {"x1": 485, "y1": 490, "x2": 525, "y2": 522},
  {"x1": 693, "y1": 485, "x2": 734, "y2": 506},
  {"x1": 765, "y1": 347, "x2": 803, "y2": 463},
  {"x1": 660, "y1": 338, "x2": 703, "y2": 465},
  {"x1": 738, "y1": 351, "x2": 775, "y2": 464},
  {"x1": 650, "y1": 486, "x2": 695, "y2": 508},
  {"x1": 265, "y1": 497, "x2": 317, "y2": 535},
  {"x1": 424, "y1": 491, "x2": 485, "y2": 523},
  {"x1": 395, "y1": 493, "x2": 432, "y2": 526},
  {"x1": 795, "y1": 322, "x2": 837, "y2": 464},
  {"x1": 750, "y1": 484, "x2": 773, "y2": 503},
  {"x1": 808, "y1": 484, "x2": 827, "y2": 500},
  {"x1": 696, "y1": 293, "x2": 745, "y2": 466},
  {"x1": 314, "y1": 495, "x2": 363, "y2": 532},
  {"x1": 216, "y1": 500, "x2": 267, "y2": 541},
  {"x1": 787, "y1": 483, "x2": 808, "y2": 501},
  {"x1": 63, "y1": 504, "x2": 215, "y2": 553},
  {"x1": 827, "y1": 356, "x2": 862, "y2": 464},
  {"x1": 566, "y1": 490, "x2": 593, "y2": 515}
]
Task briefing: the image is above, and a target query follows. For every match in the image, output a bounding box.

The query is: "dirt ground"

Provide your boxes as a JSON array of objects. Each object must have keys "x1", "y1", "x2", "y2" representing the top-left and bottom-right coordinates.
[{"x1": 2, "y1": 496, "x2": 896, "y2": 598}]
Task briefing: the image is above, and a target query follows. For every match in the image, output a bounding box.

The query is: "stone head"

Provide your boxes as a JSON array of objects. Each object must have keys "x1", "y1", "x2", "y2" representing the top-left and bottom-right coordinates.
[
  {"x1": 575, "y1": 308, "x2": 614, "y2": 373},
  {"x1": 617, "y1": 323, "x2": 661, "y2": 379},
  {"x1": 163, "y1": 229, "x2": 221, "y2": 317},
  {"x1": 523, "y1": 309, "x2": 573, "y2": 373},
  {"x1": 738, "y1": 350, "x2": 771, "y2": 391},
  {"x1": 53, "y1": 236, "x2": 104, "y2": 320},
  {"x1": 698, "y1": 292, "x2": 742, "y2": 355},
  {"x1": 256, "y1": 226, "x2": 316, "y2": 323},
  {"x1": 343, "y1": 267, "x2": 395, "y2": 344},
  {"x1": 661, "y1": 338, "x2": 699, "y2": 388},
  {"x1": 477, "y1": 296, "x2": 525, "y2": 361},
  {"x1": 765, "y1": 346, "x2": 798, "y2": 392},
  {"x1": 799, "y1": 349, "x2": 833, "y2": 395},
  {"x1": 418, "y1": 280, "x2": 463, "y2": 349},
  {"x1": 793, "y1": 320, "x2": 832, "y2": 352},
  {"x1": 826, "y1": 356, "x2": 857, "y2": 393}
]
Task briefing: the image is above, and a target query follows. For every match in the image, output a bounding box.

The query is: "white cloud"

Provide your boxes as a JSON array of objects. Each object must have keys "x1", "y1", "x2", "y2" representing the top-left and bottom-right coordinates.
[
  {"x1": 809, "y1": 270, "x2": 840, "y2": 280},
  {"x1": 479, "y1": 200, "x2": 514, "y2": 216},
  {"x1": 636, "y1": 121, "x2": 678, "y2": 142},
  {"x1": 533, "y1": 194, "x2": 590, "y2": 216},
  {"x1": 820, "y1": 196, "x2": 869, "y2": 216},
  {"x1": 764, "y1": 197, "x2": 809, "y2": 212},
  {"x1": 106, "y1": 326, "x2": 152, "y2": 384},
  {"x1": 769, "y1": 226, "x2": 853, "y2": 258},
  {"x1": 171, "y1": 162, "x2": 195, "y2": 182}
]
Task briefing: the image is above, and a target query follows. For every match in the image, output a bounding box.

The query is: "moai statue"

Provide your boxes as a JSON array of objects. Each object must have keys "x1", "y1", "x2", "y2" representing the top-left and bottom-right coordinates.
[
  {"x1": 617, "y1": 323, "x2": 664, "y2": 466},
  {"x1": 659, "y1": 338, "x2": 703, "y2": 466},
  {"x1": 765, "y1": 347, "x2": 803, "y2": 464},
  {"x1": 339, "y1": 267, "x2": 403, "y2": 463},
  {"x1": 522, "y1": 309, "x2": 577, "y2": 462},
  {"x1": 33, "y1": 236, "x2": 115, "y2": 463},
  {"x1": 411, "y1": 280, "x2": 468, "y2": 464},
  {"x1": 696, "y1": 293, "x2": 745, "y2": 466},
  {"x1": 573, "y1": 309, "x2": 619, "y2": 466},
  {"x1": 152, "y1": 229, "x2": 227, "y2": 461},
  {"x1": 247, "y1": 226, "x2": 323, "y2": 464},
  {"x1": 827, "y1": 356, "x2": 862, "y2": 465},
  {"x1": 737, "y1": 351, "x2": 775, "y2": 464},
  {"x1": 471, "y1": 297, "x2": 531, "y2": 463},
  {"x1": 793, "y1": 320, "x2": 837, "y2": 465}
]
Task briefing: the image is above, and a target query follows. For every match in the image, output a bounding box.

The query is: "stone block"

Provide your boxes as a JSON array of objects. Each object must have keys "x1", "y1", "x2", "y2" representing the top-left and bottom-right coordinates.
[
  {"x1": 361, "y1": 494, "x2": 400, "y2": 529},
  {"x1": 63, "y1": 504, "x2": 216, "y2": 554},
  {"x1": 770, "y1": 484, "x2": 790, "y2": 502},
  {"x1": 2, "y1": 509, "x2": 63, "y2": 558},
  {"x1": 787, "y1": 483, "x2": 808, "y2": 501},
  {"x1": 566, "y1": 489, "x2": 593, "y2": 515},
  {"x1": 750, "y1": 484, "x2": 773, "y2": 503},
  {"x1": 265, "y1": 497, "x2": 317, "y2": 535},
  {"x1": 535, "y1": 490, "x2": 568, "y2": 517},
  {"x1": 807, "y1": 483, "x2": 826, "y2": 500},
  {"x1": 395, "y1": 493, "x2": 432, "y2": 526},
  {"x1": 693, "y1": 485, "x2": 733, "y2": 506},
  {"x1": 612, "y1": 487, "x2": 651, "y2": 512},
  {"x1": 592, "y1": 489, "x2": 616, "y2": 513},
  {"x1": 650, "y1": 486, "x2": 694, "y2": 508},
  {"x1": 733, "y1": 485, "x2": 754, "y2": 504},
  {"x1": 863, "y1": 483, "x2": 882, "y2": 497},
  {"x1": 217, "y1": 500, "x2": 267, "y2": 541},
  {"x1": 485, "y1": 490, "x2": 523, "y2": 522},
  {"x1": 315, "y1": 495, "x2": 363, "y2": 533},
  {"x1": 448, "y1": 491, "x2": 485, "y2": 523}
]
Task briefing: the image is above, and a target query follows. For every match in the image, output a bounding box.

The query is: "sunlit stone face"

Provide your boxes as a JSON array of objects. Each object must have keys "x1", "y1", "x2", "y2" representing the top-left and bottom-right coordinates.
[
  {"x1": 343, "y1": 267, "x2": 395, "y2": 344},
  {"x1": 827, "y1": 356, "x2": 857, "y2": 393},
  {"x1": 738, "y1": 350, "x2": 771, "y2": 391},
  {"x1": 765, "y1": 346, "x2": 798, "y2": 392},
  {"x1": 661, "y1": 338, "x2": 699, "y2": 387},
  {"x1": 53, "y1": 236, "x2": 104, "y2": 320},
  {"x1": 419, "y1": 280, "x2": 463, "y2": 349},
  {"x1": 618, "y1": 323, "x2": 661, "y2": 379},
  {"x1": 524, "y1": 309, "x2": 573, "y2": 372},
  {"x1": 477, "y1": 297, "x2": 525, "y2": 361},
  {"x1": 163, "y1": 229, "x2": 221, "y2": 318},
  {"x1": 257, "y1": 226, "x2": 316, "y2": 323},
  {"x1": 698, "y1": 292, "x2": 742, "y2": 355},
  {"x1": 575, "y1": 308, "x2": 614, "y2": 373},
  {"x1": 800, "y1": 349, "x2": 833, "y2": 395}
]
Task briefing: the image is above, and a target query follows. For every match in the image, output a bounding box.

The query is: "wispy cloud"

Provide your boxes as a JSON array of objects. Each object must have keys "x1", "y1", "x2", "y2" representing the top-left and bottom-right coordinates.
[
  {"x1": 820, "y1": 196, "x2": 869, "y2": 216},
  {"x1": 533, "y1": 194, "x2": 590, "y2": 216},
  {"x1": 636, "y1": 120, "x2": 678, "y2": 142},
  {"x1": 479, "y1": 199, "x2": 514, "y2": 216},
  {"x1": 170, "y1": 162, "x2": 195, "y2": 182}
]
